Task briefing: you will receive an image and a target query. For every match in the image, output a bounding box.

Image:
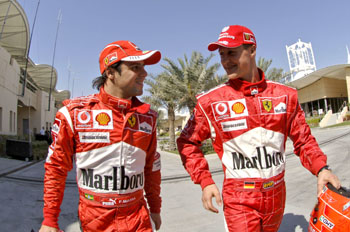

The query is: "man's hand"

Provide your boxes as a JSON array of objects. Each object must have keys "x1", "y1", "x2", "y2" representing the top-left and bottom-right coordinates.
[
  {"x1": 150, "y1": 213, "x2": 161, "y2": 230},
  {"x1": 39, "y1": 225, "x2": 59, "y2": 232},
  {"x1": 202, "y1": 184, "x2": 222, "y2": 213},
  {"x1": 317, "y1": 169, "x2": 340, "y2": 195}
]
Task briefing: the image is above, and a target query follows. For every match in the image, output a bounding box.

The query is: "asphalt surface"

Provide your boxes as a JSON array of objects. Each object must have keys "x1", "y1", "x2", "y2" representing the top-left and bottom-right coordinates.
[{"x1": 0, "y1": 126, "x2": 350, "y2": 232}]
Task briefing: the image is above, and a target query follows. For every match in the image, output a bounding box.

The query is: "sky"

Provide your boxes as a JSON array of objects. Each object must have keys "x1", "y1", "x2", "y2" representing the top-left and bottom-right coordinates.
[{"x1": 16, "y1": 0, "x2": 350, "y2": 98}]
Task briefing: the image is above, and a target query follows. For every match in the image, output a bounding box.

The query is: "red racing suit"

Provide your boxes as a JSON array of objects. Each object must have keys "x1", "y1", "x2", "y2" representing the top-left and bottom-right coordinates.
[
  {"x1": 42, "y1": 87, "x2": 161, "y2": 231},
  {"x1": 177, "y1": 69, "x2": 327, "y2": 232}
]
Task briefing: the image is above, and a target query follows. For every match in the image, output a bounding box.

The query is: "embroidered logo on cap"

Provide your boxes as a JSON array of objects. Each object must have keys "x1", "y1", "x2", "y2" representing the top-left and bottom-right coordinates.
[{"x1": 243, "y1": 32, "x2": 255, "y2": 43}]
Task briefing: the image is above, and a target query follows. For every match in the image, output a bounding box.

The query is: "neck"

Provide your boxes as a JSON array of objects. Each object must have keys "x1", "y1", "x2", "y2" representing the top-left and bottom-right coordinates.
[
  {"x1": 250, "y1": 67, "x2": 260, "y2": 83},
  {"x1": 238, "y1": 67, "x2": 260, "y2": 83},
  {"x1": 103, "y1": 84, "x2": 131, "y2": 100}
]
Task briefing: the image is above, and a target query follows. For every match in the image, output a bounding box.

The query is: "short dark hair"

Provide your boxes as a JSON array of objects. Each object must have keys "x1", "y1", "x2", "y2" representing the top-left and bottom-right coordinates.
[
  {"x1": 243, "y1": 44, "x2": 253, "y2": 49},
  {"x1": 92, "y1": 62, "x2": 122, "y2": 90}
]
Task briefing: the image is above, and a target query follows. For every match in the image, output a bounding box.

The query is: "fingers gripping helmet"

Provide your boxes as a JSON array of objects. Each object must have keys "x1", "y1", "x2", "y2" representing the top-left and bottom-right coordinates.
[{"x1": 309, "y1": 183, "x2": 350, "y2": 232}]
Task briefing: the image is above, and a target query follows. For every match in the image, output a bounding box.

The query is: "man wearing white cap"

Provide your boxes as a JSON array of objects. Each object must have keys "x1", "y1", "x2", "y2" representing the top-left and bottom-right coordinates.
[
  {"x1": 177, "y1": 25, "x2": 341, "y2": 231},
  {"x1": 40, "y1": 40, "x2": 162, "y2": 232}
]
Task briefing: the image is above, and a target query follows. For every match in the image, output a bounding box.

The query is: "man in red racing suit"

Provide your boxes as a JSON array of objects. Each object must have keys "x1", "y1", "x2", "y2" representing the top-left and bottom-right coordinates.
[
  {"x1": 177, "y1": 25, "x2": 341, "y2": 232},
  {"x1": 40, "y1": 40, "x2": 162, "y2": 232}
]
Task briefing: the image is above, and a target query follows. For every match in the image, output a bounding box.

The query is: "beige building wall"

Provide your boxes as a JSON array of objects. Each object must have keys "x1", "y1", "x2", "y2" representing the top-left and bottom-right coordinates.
[
  {"x1": 297, "y1": 77, "x2": 347, "y2": 104},
  {"x1": 1, "y1": 46, "x2": 58, "y2": 137},
  {"x1": 0, "y1": 46, "x2": 20, "y2": 135},
  {"x1": 17, "y1": 89, "x2": 57, "y2": 137}
]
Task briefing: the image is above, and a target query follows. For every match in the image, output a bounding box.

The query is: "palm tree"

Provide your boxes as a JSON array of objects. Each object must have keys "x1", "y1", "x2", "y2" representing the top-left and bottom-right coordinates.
[
  {"x1": 143, "y1": 51, "x2": 224, "y2": 151},
  {"x1": 143, "y1": 72, "x2": 179, "y2": 150},
  {"x1": 161, "y1": 51, "x2": 223, "y2": 113},
  {"x1": 257, "y1": 57, "x2": 286, "y2": 82}
]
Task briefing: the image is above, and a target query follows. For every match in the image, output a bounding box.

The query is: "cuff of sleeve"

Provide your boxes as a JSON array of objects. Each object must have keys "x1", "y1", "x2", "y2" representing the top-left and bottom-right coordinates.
[
  {"x1": 150, "y1": 208, "x2": 161, "y2": 214},
  {"x1": 200, "y1": 177, "x2": 215, "y2": 190},
  {"x1": 314, "y1": 162, "x2": 327, "y2": 176},
  {"x1": 42, "y1": 209, "x2": 59, "y2": 229}
]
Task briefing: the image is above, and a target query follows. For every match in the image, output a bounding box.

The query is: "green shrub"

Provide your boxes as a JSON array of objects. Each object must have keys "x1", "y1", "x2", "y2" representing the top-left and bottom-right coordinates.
[
  {"x1": 201, "y1": 140, "x2": 215, "y2": 155},
  {"x1": 32, "y1": 141, "x2": 49, "y2": 160},
  {"x1": 305, "y1": 116, "x2": 322, "y2": 128}
]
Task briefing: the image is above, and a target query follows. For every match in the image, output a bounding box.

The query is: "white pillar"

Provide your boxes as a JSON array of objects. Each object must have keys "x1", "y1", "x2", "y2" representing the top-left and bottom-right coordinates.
[{"x1": 346, "y1": 67, "x2": 350, "y2": 104}]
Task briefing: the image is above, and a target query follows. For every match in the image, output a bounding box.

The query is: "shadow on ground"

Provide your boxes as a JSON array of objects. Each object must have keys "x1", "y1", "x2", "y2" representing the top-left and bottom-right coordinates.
[{"x1": 279, "y1": 213, "x2": 309, "y2": 231}]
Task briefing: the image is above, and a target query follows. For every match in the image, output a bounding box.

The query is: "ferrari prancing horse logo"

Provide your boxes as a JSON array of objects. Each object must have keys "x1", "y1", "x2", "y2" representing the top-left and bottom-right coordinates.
[
  {"x1": 128, "y1": 115, "x2": 136, "y2": 127},
  {"x1": 262, "y1": 100, "x2": 272, "y2": 112}
]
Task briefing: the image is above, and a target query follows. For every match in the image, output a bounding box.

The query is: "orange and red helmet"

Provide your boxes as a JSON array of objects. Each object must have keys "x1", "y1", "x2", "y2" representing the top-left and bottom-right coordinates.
[{"x1": 309, "y1": 183, "x2": 350, "y2": 232}]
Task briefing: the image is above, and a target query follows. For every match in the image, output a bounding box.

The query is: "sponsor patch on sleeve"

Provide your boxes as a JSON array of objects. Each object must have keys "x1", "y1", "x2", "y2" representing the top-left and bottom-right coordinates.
[
  {"x1": 152, "y1": 152, "x2": 161, "y2": 171},
  {"x1": 50, "y1": 118, "x2": 61, "y2": 150}
]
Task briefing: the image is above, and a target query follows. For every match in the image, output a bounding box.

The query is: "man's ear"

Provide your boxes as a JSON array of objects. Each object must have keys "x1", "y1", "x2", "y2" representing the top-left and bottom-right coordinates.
[
  {"x1": 105, "y1": 68, "x2": 115, "y2": 80},
  {"x1": 250, "y1": 45, "x2": 257, "y2": 58},
  {"x1": 250, "y1": 45, "x2": 256, "y2": 54}
]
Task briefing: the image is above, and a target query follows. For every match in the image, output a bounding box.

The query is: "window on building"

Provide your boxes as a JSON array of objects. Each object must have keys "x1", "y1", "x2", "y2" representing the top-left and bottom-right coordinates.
[
  {"x1": 13, "y1": 112, "x2": 16, "y2": 133},
  {"x1": 10, "y1": 111, "x2": 13, "y2": 132},
  {"x1": 0, "y1": 107, "x2": 2, "y2": 131}
]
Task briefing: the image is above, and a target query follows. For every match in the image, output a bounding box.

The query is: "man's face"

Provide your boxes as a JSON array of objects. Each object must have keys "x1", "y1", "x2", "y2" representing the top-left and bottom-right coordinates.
[
  {"x1": 113, "y1": 61, "x2": 147, "y2": 99},
  {"x1": 218, "y1": 45, "x2": 255, "y2": 81}
]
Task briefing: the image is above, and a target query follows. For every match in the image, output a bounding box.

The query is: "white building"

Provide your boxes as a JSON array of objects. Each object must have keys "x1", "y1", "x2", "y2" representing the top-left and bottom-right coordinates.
[
  {"x1": 285, "y1": 39, "x2": 317, "y2": 82},
  {"x1": 0, "y1": 0, "x2": 69, "y2": 138}
]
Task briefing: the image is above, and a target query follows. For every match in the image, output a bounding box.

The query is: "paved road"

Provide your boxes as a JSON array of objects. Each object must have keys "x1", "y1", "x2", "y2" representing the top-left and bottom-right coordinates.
[{"x1": 0, "y1": 126, "x2": 349, "y2": 232}]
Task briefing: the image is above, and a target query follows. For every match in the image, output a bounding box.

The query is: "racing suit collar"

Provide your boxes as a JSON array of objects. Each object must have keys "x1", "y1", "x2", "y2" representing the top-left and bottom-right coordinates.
[
  {"x1": 229, "y1": 68, "x2": 267, "y2": 96},
  {"x1": 99, "y1": 87, "x2": 150, "y2": 113}
]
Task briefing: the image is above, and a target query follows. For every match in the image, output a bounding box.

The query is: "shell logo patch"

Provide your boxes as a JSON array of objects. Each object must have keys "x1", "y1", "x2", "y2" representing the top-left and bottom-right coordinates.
[
  {"x1": 232, "y1": 102, "x2": 245, "y2": 114},
  {"x1": 128, "y1": 115, "x2": 137, "y2": 127},
  {"x1": 211, "y1": 99, "x2": 248, "y2": 121},
  {"x1": 262, "y1": 100, "x2": 272, "y2": 112},
  {"x1": 96, "y1": 112, "x2": 111, "y2": 126}
]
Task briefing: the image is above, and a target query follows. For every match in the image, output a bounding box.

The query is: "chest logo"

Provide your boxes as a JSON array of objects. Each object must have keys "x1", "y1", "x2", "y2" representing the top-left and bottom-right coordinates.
[
  {"x1": 262, "y1": 100, "x2": 272, "y2": 112},
  {"x1": 128, "y1": 115, "x2": 137, "y2": 127},
  {"x1": 77, "y1": 111, "x2": 91, "y2": 124},
  {"x1": 259, "y1": 96, "x2": 287, "y2": 115},
  {"x1": 211, "y1": 99, "x2": 248, "y2": 121},
  {"x1": 232, "y1": 102, "x2": 245, "y2": 114},
  {"x1": 96, "y1": 112, "x2": 111, "y2": 126}
]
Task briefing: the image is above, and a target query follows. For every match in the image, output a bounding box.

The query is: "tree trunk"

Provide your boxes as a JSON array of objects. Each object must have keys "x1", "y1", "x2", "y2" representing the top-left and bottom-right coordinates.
[{"x1": 168, "y1": 107, "x2": 176, "y2": 151}]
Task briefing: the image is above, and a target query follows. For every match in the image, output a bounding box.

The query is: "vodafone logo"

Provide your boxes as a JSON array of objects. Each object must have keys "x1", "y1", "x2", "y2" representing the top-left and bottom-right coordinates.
[
  {"x1": 211, "y1": 99, "x2": 248, "y2": 121},
  {"x1": 215, "y1": 103, "x2": 228, "y2": 115},
  {"x1": 78, "y1": 111, "x2": 91, "y2": 124}
]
